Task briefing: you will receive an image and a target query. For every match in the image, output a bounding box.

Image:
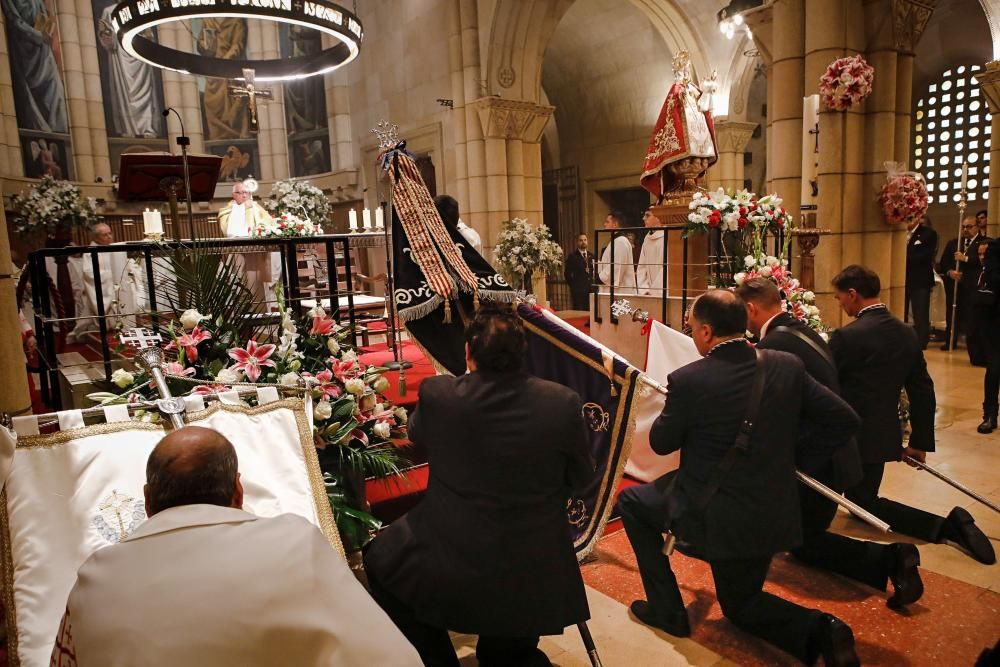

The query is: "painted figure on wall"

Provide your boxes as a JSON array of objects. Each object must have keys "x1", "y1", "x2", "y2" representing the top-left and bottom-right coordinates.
[
  {"x1": 1, "y1": 0, "x2": 68, "y2": 133},
  {"x1": 95, "y1": 1, "x2": 165, "y2": 139},
  {"x1": 197, "y1": 17, "x2": 251, "y2": 140},
  {"x1": 281, "y1": 23, "x2": 330, "y2": 177}
]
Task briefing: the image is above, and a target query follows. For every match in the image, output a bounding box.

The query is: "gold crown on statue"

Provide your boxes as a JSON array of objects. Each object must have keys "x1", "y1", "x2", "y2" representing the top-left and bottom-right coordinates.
[
  {"x1": 371, "y1": 121, "x2": 400, "y2": 150},
  {"x1": 672, "y1": 50, "x2": 692, "y2": 82}
]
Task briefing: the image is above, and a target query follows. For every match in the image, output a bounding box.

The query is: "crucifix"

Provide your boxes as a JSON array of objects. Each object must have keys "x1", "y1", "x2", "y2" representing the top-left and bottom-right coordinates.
[
  {"x1": 120, "y1": 328, "x2": 187, "y2": 429},
  {"x1": 228, "y1": 68, "x2": 273, "y2": 133}
]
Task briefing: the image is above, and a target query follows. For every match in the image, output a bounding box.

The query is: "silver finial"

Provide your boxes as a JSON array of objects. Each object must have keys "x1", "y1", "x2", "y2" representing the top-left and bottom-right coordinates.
[{"x1": 371, "y1": 121, "x2": 400, "y2": 150}]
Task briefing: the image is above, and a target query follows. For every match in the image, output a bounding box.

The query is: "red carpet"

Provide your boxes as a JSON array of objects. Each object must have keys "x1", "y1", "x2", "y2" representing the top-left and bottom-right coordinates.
[{"x1": 582, "y1": 529, "x2": 1000, "y2": 666}]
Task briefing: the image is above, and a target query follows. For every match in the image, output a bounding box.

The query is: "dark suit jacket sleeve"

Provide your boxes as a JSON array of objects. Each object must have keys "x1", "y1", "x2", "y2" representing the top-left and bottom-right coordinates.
[
  {"x1": 937, "y1": 239, "x2": 955, "y2": 276},
  {"x1": 564, "y1": 255, "x2": 575, "y2": 283},
  {"x1": 407, "y1": 378, "x2": 438, "y2": 448},
  {"x1": 798, "y1": 372, "x2": 861, "y2": 458},
  {"x1": 650, "y1": 373, "x2": 687, "y2": 456},
  {"x1": 911, "y1": 227, "x2": 938, "y2": 269},
  {"x1": 903, "y1": 354, "x2": 936, "y2": 452},
  {"x1": 564, "y1": 392, "x2": 595, "y2": 492}
]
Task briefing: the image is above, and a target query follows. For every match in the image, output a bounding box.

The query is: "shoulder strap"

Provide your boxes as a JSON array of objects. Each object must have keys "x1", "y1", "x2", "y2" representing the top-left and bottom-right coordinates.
[
  {"x1": 690, "y1": 348, "x2": 768, "y2": 512},
  {"x1": 770, "y1": 324, "x2": 836, "y2": 373}
]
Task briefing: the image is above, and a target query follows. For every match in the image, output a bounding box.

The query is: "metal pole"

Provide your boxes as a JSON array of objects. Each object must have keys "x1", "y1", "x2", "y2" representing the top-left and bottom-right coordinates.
[
  {"x1": 577, "y1": 622, "x2": 603, "y2": 667},
  {"x1": 948, "y1": 167, "x2": 968, "y2": 350},
  {"x1": 905, "y1": 455, "x2": 1000, "y2": 514}
]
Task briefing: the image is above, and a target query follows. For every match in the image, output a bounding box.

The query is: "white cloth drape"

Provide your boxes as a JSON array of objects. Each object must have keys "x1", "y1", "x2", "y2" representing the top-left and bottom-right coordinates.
[
  {"x1": 624, "y1": 320, "x2": 700, "y2": 482},
  {"x1": 2, "y1": 399, "x2": 339, "y2": 667}
]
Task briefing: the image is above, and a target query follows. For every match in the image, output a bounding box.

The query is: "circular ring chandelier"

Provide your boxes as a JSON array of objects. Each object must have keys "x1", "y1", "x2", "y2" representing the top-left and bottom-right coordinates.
[{"x1": 110, "y1": 0, "x2": 364, "y2": 82}]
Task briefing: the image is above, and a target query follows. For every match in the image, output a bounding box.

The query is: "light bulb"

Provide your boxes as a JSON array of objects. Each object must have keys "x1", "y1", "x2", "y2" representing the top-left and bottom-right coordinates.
[
  {"x1": 733, "y1": 14, "x2": 744, "y2": 25},
  {"x1": 719, "y1": 19, "x2": 731, "y2": 35}
]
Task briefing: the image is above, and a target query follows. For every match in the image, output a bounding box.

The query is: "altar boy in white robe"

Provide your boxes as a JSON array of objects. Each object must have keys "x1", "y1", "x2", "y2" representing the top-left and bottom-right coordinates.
[
  {"x1": 51, "y1": 426, "x2": 421, "y2": 667},
  {"x1": 636, "y1": 208, "x2": 665, "y2": 296},
  {"x1": 68, "y1": 223, "x2": 141, "y2": 342},
  {"x1": 597, "y1": 211, "x2": 637, "y2": 294}
]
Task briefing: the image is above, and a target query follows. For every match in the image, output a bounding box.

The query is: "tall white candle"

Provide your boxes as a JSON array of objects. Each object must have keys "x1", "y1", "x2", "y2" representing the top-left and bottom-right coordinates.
[
  {"x1": 143, "y1": 209, "x2": 163, "y2": 235},
  {"x1": 150, "y1": 211, "x2": 163, "y2": 234},
  {"x1": 961, "y1": 161, "x2": 968, "y2": 192},
  {"x1": 362, "y1": 208, "x2": 372, "y2": 230},
  {"x1": 375, "y1": 207, "x2": 384, "y2": 229},
  {"x1": 348, "y1": 209, "x2": 359, "y2": 231}
]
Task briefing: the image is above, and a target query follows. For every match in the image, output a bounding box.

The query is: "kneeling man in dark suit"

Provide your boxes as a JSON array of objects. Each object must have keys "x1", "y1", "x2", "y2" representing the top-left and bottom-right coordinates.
[
  {"x1": 616, "y1": 289, "x2": 862, "y2": 667},
  {"x1": 364, "y1": 306, "x2": 594, "y2": 667}
]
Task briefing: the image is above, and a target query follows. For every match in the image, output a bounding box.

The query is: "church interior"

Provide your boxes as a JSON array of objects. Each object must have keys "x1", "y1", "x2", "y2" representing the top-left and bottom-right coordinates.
[{"x1": 0, "y1": 0, "x2": 999, "y2": 665}]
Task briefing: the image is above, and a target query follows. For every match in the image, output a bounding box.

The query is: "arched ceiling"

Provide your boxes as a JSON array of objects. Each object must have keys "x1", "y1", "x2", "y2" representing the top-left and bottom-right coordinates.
[
  {"x1": 540, "y1": 0, "x2": 670, "y2": 168},
  {"x1": 914, "y1": 0, "x2": 992, "y2": 95}
]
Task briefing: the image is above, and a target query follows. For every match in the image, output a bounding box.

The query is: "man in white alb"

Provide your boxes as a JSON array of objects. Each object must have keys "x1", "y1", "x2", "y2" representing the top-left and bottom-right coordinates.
[
  {"x1": 217, "y1": 181, "x2": 275, "y2": 299},
  {"x1": 598, "y1": 211, "x2": 636, "y2": 294},
  {"x1": 636, "y1": 208, "x2": 666, "y2": 296},
  {"x1": 51, "y1": 426, "x2": 421, "y2": 667},
  {"x1": 68, "y1": 223, "x2": 142, "y2": 342}
]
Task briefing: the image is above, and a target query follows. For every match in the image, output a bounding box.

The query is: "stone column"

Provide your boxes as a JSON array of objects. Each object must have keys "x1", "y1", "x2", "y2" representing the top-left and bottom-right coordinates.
[
  {"x1": 0, "y1": 185, "x2": 32, "y2": 416},
  {"x1": 769, "y1": 0, "x2": 805, "y2": 218},
  {"x1": 458, "y1": 0, "x2": 489, "y2": 247},
  {"x1": 975, "y1": 60, "x2": 1000, "y2": 238},
  {"x1": 447, "y1": 0, "x2": 470, "y2": 214},
  {"x1": 56, "y1": 4, "x2": 96, "y2": 182},
  {"x1": 713, "y1": 120, "x2": 758, "y2": 191},
  {"x1": 0, "y1": 13, "x2": 23, "y2": 177},
  {"x1": 158, "y1": 23, "x2": 205, "y2": 154},
  {"x1": 325, "y1": 69, "x2": 353, "y2": 172},
  {"x1": 74, "y1": 0, "x2": 111, "y2": 183},
  {"x1": 471, "y1": 97, "x2": 554, "y2": 249}
]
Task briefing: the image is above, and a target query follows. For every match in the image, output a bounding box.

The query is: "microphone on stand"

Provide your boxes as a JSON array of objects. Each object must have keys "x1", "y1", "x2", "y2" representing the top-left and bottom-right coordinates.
[{"x1": 161, "y1": 107, "x2": 195, "y2": 241}]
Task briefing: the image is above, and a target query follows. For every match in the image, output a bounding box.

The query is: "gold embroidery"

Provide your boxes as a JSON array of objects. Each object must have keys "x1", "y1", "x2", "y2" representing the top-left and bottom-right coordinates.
[{"x1": 645, "y1": 97, "x2": 681, "y2": 161}]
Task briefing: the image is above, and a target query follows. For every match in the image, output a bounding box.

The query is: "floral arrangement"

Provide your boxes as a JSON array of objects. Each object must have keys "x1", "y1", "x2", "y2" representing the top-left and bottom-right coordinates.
[
  {"x1": 686, "y1": 188, "x2": 792, "y2": 237},
  {"x1": 878, "y1": 166, "x2": 929, "y2": 226},
  {"x1": 734, "y1": 253, "x2": 824, "y2": 331},
  {"x1": 91, "y1": 286, "x2": 408, "y2": 550},
  {"x1": 11, "y1": 176, "x2": 97, "y2": 238},
  {"x1": 494, "y1": 217, "x2": 564, "y2": 292},
  {"x1": 265, "y1": 178, "x2": 331, "y2": 228},
  {"x1": 819, "y1": 55, "x2": 874, "y2": 111},
  {"x1": 251, "y1": 212, "x2": 324, "y2": 238}
]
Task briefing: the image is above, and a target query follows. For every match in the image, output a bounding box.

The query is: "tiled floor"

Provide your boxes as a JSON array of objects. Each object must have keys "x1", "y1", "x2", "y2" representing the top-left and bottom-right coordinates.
[{"x1": 479, "y1": 347, "x2": 999, "y2": 666}]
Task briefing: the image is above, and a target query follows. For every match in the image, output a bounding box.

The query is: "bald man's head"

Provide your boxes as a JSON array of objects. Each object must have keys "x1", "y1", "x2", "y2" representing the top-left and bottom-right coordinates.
[{"x1": 144, "y1": 426, "x2": 241, "y2": 516}]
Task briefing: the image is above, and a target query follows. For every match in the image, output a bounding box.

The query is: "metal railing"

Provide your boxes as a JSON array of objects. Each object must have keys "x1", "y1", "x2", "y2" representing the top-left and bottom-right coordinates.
[{"x1": 26, "y1": 234, "x2": 384, "y2": 410}]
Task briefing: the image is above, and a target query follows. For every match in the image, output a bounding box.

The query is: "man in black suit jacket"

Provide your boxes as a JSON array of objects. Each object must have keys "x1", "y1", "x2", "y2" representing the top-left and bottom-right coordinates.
[
  {"x1": 937, "y1": 216, "x2": 988, "y2": 361},
  {"x1": 905, "y1": 216, "x2": 938, "y2": 350},
  {"x1": 564, "y1": 233, "x2": 593, "y2": 310},
  {"x1": 617, "y1": 290, "x2": 862, "y2": 667},
  {"x1": 364, "y1": 306, "x2": 594, "y2": 667},
  {"x1": 831, "y1": 265, "x2": 995, "y2": 565},
  {"x1": 739, "y1": 278, "x2": 923, "y2": 609}
]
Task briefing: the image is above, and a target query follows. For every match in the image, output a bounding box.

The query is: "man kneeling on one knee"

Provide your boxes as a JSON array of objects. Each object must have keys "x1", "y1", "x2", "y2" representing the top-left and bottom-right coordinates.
[
  {"x1": 364, "y1": 306, "x2": 595, "y2": 667},
  {"x1": 616, "y1": 290, "x2": 863, "y2": 667}
]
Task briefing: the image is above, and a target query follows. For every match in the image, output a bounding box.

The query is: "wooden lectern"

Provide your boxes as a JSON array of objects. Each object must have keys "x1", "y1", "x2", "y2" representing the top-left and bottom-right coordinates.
[{"x1": 118, "y1": 153, "x2": 222, "y2": 241}]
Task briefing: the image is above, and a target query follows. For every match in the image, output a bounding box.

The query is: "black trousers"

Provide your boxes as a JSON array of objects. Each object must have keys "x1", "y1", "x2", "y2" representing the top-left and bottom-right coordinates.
[
  {"x1": 905, "y1": 286, "x2": 932, "y2": 349},
  {"x1": 942, "y1": 280, "x2": 965, "y2": 347},
  {"x1": 617, "y1": 478, "x2": 825, "y2": 664},
  {"x1": 366, "y1": 567, "x2": 550, "y2": 667},
  {"x1": 792, "y1": 485, "x2": 891, "y2": 590},
  {"x1": 570, "y1": 287, "x2": 590, "y2": 311},
  {"x1": 846, "y1": 462, "x2": 946, "y2": 542},
  {"x1": 967, "y1": 296, "x2": 990, "y2": 367},
  {"x1": 981, "y1": 309, "x2": 1000, "y2": 412}
]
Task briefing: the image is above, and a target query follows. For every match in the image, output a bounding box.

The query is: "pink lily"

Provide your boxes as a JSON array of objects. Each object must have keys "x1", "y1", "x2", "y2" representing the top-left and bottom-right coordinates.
[
  {"x1": 194, "y1": 384, "x2": 230, "y2": 395},
  {"x1": 329, "y1": 358, "x2": 361, "y2": 382},
  {"x1": 310, "y1": 316, "x2": 335, "y2": 336},
  {"x1": 164, "y1": 361, "x2": 196, "y2": 377},
  {"x1": 310, "y1": 369, "x2": 342, "y2": 399},
  {"x1": 227, "y1": 339, "x2": 276, "y2": 382},
  {"x1": 165, "y1": 326, "x2": 212, "y2": 362},
  {"x1": 362, "y1": 405, "x2": 396, "y2": 426}
]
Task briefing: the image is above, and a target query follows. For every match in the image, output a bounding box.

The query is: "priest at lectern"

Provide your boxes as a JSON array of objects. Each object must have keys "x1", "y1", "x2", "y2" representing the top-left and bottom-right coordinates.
[{"x1": 217, "y1": 181, "x2": 272, "y2": 237}]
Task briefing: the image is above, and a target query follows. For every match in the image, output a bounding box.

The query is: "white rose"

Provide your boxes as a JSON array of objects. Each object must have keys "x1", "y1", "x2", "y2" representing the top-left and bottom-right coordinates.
[
  {"x1": 314, "y1": 400, "x2": 333, "y2": 421},
  {"x1": 789, "y1": 278, "x2": 800, "y2": 289},
  {"x1": 340, "y1": 350, "x2": 358, "y2": 363},
  {"x1": 279, "y1": 372, "x2": 300, "y2": 386},
  {"x1": 733, "y1": 272, "x2": 746, "y2": 286},
  {"x1": 808, "y1": 305, "x2": 821, "y2": 317},
  {"x1": 373, "y1": 377, "x2": 390, "y2": 393},
  {"x1": 374, "y1": 403, "x2": 385, "y2": 414},
  {"x1": 744, "y1": 255, "x2": 757, "y2": 268},
  {"x1": 766, "y1": 256, "x2": 780, "y2": 268},
  {"x1": 373, "y1": 422, "x2": 391, "y2": 440},
  {"x1": 327, "y1": 338, "x2": 341, "y2": 355},
  {"x1": 180, "y1": 309, "x2": 206, "y2": 330},
  {"x1": 216, "y1": 367, "x2": 243, "y2": 384},
  {"x1": 803, "y1": 290, "x2": 816, "y2": 302},
  {"x1": 111, "y1": 368, "x2": 134, "y2": 388},
  {"x1": 394, "y1": 407, "x2": 408, "y2": 424},
  {"x1": 760, "y1": 266, "x2": 773, "y2": 277},
  {"x1": 307, "y1": 305, "x2": 327, "y2": 319},
  {"x1": 345, "y1": 378, "x2": 365, "y2": 395}
]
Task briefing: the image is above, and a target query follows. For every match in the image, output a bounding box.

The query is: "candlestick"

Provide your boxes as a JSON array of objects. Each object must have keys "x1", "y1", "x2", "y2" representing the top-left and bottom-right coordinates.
[
  {"x1": 348, "y1": 209, "x2": 359, "y2": 232},
  {"x1": 375, "y1": 206, "x2": 385, "y2": 229},
  {"x1": 960, "y1": 161, "x2": 968, "y2": 192},
  {"x1": 362, "y1": 207, "x2": 372, "y2": 231}
]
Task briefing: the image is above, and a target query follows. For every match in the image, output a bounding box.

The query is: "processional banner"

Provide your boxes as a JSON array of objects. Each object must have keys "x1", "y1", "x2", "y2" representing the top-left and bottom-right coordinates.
[
  {"x1": 517, "y1": 305, "x2": 641, "y2": 559},
  {"x1": 1, "y1": 398, "x2": 339, "y2": 667}
]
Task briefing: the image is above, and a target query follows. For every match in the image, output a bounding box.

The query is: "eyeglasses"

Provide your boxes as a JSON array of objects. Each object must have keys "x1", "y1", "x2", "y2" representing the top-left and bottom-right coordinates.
[{"x1": 961, "y1": 224, "x2": 976, "y2": 229}]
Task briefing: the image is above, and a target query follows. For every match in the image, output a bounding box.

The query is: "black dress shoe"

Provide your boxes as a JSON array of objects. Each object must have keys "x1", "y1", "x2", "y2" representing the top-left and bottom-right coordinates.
[
  {"x1": 941, "y1": 507, "x2": 997, "y2": 565},
  {"x1": 977, "y1": 415, "x2": 998, "y2": 434},
  {"x1": 813, "y1": 614, "x2": 860, "y2": 667},
  {"x1": 886, "y1": 543, "x2": 923, "y2": 609},
  {"x1": 629, "y1": 600, "x2": 691, "y2": 637}
]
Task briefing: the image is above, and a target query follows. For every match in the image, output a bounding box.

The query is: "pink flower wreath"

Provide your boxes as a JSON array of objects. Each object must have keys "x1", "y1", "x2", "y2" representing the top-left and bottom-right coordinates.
[
  {"x1": 879, "y1": 173, "x2": 929, "y2": 226},
  {"x1": 819, "y1": 55, "x2": 874, "y2": 111}
]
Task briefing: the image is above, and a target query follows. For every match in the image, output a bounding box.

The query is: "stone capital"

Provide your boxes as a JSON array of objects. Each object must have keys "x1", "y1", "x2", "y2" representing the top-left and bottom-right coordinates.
[
  {"x1": 741, "y1": 3, "x2": 773, "y2": 66},
  {"x1": 714, "y1": 120, "x2": 758, "y2": 153},
  {"x1": 890, "y1": 0, "x2": 937, "y2": 52},
  {"x1": 471, "y1": 97, "x2": 555, "y2": 143},
  {"x1": 974, "y1": 60, "x2": 1000, "y2": 114}
]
